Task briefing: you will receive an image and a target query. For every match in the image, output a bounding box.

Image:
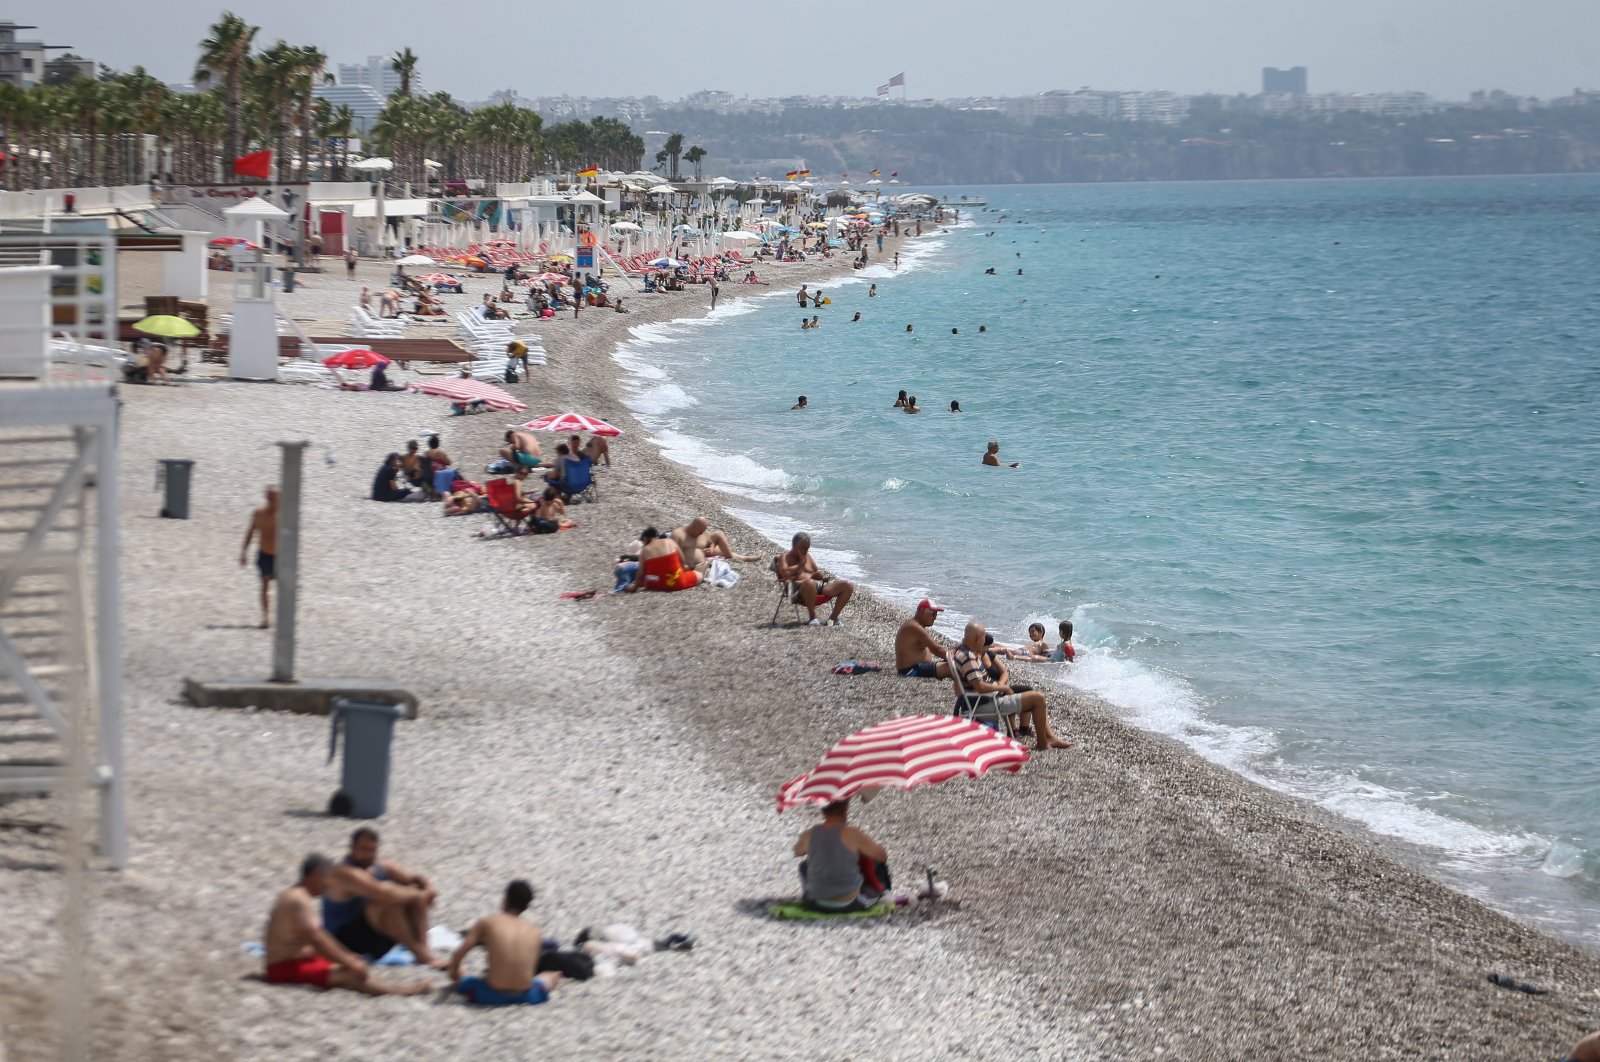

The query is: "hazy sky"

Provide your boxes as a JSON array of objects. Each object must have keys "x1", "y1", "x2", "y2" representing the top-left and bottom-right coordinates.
[{"x1": 21, "y1": 0, "x2": 1600, "y2": 103}]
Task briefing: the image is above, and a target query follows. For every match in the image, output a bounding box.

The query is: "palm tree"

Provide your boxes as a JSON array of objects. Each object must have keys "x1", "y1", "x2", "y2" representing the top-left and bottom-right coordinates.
[
  {"x1": 684, "y1": 145, "x2": 707, "y2": 181},
  {"x1": 292, "y1": 46, "x2": 327, "y2": 184},
  {"x1": 251, "y1": 41, "x2": 302, "y2": 181},
  {"x1": 659, "y1": 132, "x2": 685, "y2": 180},
  {"x1": 389, "y1": 48, "x2": 418, "y2": 98},
  {"x1": 195, "y1": 12, "x2": 259, "y2": 164}
]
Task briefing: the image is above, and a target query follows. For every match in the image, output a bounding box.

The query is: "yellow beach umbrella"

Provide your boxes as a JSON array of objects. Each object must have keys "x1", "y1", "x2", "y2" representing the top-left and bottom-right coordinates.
[{"x1": 131, "y1": 314, "x2": 200, "y2": 339}]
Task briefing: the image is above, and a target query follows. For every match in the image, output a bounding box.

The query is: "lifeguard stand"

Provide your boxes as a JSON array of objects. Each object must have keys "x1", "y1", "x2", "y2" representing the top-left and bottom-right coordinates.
[{"x1": 0, "y1": 218, "x2": 125, "y2": 1057}]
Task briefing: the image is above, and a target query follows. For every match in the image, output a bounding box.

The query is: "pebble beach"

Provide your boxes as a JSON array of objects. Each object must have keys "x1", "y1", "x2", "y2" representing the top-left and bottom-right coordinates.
[{"x1": 1, "y1": 242, "x2": 1597, "y2": 1060}]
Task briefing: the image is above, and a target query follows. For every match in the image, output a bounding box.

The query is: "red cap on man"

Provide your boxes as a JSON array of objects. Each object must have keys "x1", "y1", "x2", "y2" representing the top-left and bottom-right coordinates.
[{"x1": 916, "y1": 598, "x2": 944, "y2": 614}]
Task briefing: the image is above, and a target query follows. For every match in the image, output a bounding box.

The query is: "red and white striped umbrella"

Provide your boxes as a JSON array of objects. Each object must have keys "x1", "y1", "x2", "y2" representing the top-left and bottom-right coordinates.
[
  {"x1": 515, "y1": 412, "x2": 623, "y2": 437},
  {"x1": 406, "y1": 378, "x2": 527, "y2": 412},
  {"x1": 776, "y1": 714, "x2": 1029, "y2": 812}
]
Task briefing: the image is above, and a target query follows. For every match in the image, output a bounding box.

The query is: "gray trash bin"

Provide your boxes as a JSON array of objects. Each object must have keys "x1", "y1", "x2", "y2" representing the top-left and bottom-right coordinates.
[
  {"x1": 158, "y1": 458, "x2": 195, "y2": 519},
  {"x1": 327, "y1": 698, "x2": 405, "y2": 818},
  {"x1": 281, "y1": 266, "x2": 297, "y2": 293}
]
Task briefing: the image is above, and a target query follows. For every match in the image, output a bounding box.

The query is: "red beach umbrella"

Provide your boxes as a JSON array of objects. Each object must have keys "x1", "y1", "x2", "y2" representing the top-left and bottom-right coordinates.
[
  {"x1": 516, "y1": 412, "x2": 623, "y2": 437},
  {"x1": 776, "y1": 715, "x2": 1029, "y2": 812},
  {"x1": 406, "y1": 377, "x2": 526, "y2": 412},
  {"x1": 322, "y1": 348, "x2": 390, "y2": 369},
  {"x1": 209, "y1": 236, "x2": 257, "y2": 247}
]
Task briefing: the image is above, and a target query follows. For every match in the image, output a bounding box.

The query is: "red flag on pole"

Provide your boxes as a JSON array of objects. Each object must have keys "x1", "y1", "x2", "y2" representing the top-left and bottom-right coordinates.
[{"x1": 232, "y1": 150, "x2": 272, "y2": 179}]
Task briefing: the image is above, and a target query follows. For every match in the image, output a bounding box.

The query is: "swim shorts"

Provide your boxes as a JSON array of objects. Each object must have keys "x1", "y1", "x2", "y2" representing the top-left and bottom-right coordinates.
[
  {"x1": 456, "y1": 975, "x2": 549, "y2": 1006},
  {"x1": 515, "y1": 451, "x2": 539, "y2": 468},
  {"x1": 256, "y1": 551, "x2": 276, "y2": 580},
  {"x1": 791, "y1": 579, "x2": 832, "y2": 604},
  {"x1": 264, "y1": 955, "x2": 332, "y2": 987},
  {"x1": 332, "y1": 915, "x2": 396, "y2": 960},
  {"x1": 899, "y1": 660, "x2": 940, "y2": 678}
]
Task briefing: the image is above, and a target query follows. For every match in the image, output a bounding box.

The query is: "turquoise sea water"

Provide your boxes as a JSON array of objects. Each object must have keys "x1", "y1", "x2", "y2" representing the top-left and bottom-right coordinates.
[{"x1": 614, "y1": 175, "x2": 1600, "y2": 948}]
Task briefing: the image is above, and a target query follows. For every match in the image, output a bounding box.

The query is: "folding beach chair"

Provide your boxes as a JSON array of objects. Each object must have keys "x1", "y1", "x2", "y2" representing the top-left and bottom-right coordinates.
[
  {"x1": 483, "y1": 478, "x2": 530, "y2": 536},
  {"x1": 769, "y1": 557, "x2": 806, "y2": 626},
  {"x1": 559, "y1": 455, "x2": 598, "y2": 504},
  {"x1": 947, "y1": 650, "x2": 1017, "y2": 739}
]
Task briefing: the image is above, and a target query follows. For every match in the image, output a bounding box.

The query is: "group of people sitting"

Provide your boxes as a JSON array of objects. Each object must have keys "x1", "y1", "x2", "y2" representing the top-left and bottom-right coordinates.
[
  {"x1": 263, "y1": 828, "x2": 561, "y2": 1006},
  {"x1": 612, "y1": 516, "x2": 761, "y2": 593},
  {"x1": 895, "y1": 598, "x2": 1077, "y2": 751}
]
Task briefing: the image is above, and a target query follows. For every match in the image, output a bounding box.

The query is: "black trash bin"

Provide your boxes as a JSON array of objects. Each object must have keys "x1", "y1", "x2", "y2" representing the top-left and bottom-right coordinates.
[
  {"x1": 158, "y1": 458, "x2": 195, "y2": 519},
  {"x1": 327, "y1": 698, "x2": 405, "y2": 818}
]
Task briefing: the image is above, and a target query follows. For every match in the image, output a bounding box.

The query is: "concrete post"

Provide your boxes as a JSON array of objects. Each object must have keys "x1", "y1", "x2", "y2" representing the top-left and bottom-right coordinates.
[{"x1": 272, "y1": 440, "x2": 308, "y2": 683}]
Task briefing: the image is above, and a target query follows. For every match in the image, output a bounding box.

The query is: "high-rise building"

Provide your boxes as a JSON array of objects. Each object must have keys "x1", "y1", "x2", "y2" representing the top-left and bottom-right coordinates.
[
  {"x1": 312, "y1": 84, "x2": 389, "y2": 133},
  {"x1": 337, "y1": 55, "x2": 419, "y2": 99},
  {"x1": 1262, "y1": 66, "x2": 1307, "y2": 95}
]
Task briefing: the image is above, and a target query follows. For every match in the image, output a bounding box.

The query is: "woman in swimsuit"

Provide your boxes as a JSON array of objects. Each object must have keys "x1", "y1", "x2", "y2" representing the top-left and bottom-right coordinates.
[{"x1": 628, "y1": 533, "x2": 700, "y2": 592}]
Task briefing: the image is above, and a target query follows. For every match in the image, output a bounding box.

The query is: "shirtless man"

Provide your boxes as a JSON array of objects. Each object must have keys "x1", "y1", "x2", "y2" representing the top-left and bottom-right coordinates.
[
  {"x1": 672, "y1": 516, "x2": 760, "y2": 568},
  {"x1": 895, "y1": 599, "x2": 950, "y2": 678},
  {"x1": 568, "y1": 432, "x2": 611, "y2": 468},
  {"x1": 262, "y1": 853, "x2": 427, "y2": 996},
  {"x1": 321, "y1": 828, "x2": 446, "y2": 968},
  {"x1": 776, "y1": 531, "x2": 855, "y2": 627},
  {"x1": 982, "y1": 440, "x2": 1019, "y2": 468},
  {"x1": 239, "y1": 486, "x2": 279, "y2": 628},
  {"x1": 446, "y1": 879, "x2": 562, "y2": 1007},
  {"x1": 499, "y1": 429, "x2": 542, "y2": 470}
]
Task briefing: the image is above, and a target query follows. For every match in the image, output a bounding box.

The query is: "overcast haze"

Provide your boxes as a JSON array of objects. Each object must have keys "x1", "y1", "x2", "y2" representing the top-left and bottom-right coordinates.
[{"x1": 20, "y1": 0, "x2": 1599, "y2": 103}]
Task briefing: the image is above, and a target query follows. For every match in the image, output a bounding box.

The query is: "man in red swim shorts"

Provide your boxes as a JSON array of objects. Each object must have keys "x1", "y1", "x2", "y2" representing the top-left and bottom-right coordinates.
[{"x1": 262, "y1": 854, "x2": 428, "y2": 996}]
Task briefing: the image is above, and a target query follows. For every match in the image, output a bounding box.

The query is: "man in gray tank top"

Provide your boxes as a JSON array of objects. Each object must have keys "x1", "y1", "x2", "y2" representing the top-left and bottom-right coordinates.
[{"x1": 793, "y1": 799, "x2": 890, "y2": 911}]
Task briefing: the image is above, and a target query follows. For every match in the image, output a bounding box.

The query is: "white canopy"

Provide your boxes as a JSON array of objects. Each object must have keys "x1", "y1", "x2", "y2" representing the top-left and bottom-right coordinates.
[
  {"x1": 350, "y1": 157, "x2": 394, "y2": 172},
  {"x1": 610, "y1": 221, "x2": 643, "y2": 232},
  {"x1": 648, "y1": 184, "x2": 677, "y2": 195},
  {"x1": 224, "y1": 197, "x2": 289, "y2": 219},
  {"x1": 567, "y1": 190, "x2": 606, "y2": 204},
  {"x1": 721, "y1": 230, "x2": 761, "y2": 242}
]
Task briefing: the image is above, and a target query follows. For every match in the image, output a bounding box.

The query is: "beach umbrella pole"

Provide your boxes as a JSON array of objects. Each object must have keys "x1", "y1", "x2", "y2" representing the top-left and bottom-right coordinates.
[{"x1": 272, "y1": 440, "x2": 308, "y2": 683}]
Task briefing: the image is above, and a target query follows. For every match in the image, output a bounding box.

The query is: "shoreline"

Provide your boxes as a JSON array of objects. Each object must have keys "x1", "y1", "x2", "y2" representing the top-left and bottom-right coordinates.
[{"x1": 1, "y1": 231, "x2": 1596, "y2": 1058}]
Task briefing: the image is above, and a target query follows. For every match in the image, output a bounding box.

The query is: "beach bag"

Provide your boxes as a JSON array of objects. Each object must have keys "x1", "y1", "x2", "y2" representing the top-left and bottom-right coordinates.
[
  {"x1": 485, "y1": 459, "x2": 515, "y2": 475},
  {"x1": 504, "y1": 365, "x2": 520, "y2": 383}
]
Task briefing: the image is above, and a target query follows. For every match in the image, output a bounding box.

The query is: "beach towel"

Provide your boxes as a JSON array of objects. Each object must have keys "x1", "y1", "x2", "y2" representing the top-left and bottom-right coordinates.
[
  {"x1": 831, "y1": 661, "x2": 882, "y2": 675},
  {"x1": 766, "y1": 901, "x2": 895, "y2": 921},
  {"x1": 707, "y1": 557, "x2": 740, "y2": 589}
]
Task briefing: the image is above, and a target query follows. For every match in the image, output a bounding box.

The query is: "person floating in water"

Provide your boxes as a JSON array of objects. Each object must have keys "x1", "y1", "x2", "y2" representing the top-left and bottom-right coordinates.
[
  {"x1": 1017, "y1": 268, "x2": 1024, "y2": 276},
  {"x1": 852, "y1": 311, "x2": 861, "y2": 323},
  {"x1": 978, "y1": 325, "x2": 987, "y2": 333},
  {"x1": 951, "y1": 328, "x2": 959, "y2": 335},
  {"x1": 801, "y1": 318, "x2": 812, "y2": 330},
  {"x1": 982, "y1": 440, "x2": 1018, "y2": 468},
  {"x1": 984, "y1": 267, "x2": 996, "y2": 275},
  {"x1": 949, "y1": 400, "x2": 962, "y2": 413},
  {"x1": 904, "y1": 324, "x2": 913, "y2": 333},
  {"x1": 893, "y1": 390, "x2": 908, "y2": 409},
  {"x1": 791, "y1": 396, "x2": 808, "y2": 410},
  {"x1": 903, "y1": 396, "x2": 921, "y2": 414}
]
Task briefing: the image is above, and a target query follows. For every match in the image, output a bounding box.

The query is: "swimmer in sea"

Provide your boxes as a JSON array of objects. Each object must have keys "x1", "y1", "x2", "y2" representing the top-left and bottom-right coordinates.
[
  {"x1": 985, "y1": 267, "x2": 996, "y2": 275},
  {"x1": 982, "y1": 440, "x2": 1018, "y2": 468},
  {"x1": 852, "y1": 311, "x2": 861, "y2": 322},
  {"x1": 905, "y1": 324, "x2": 913, "y2": 333},
  {"x1": 951, "y1": 328, "x2": 958, "y2": 335},
  {"x1": 1017, "y1": 268, "x2": 1024, "y2": 275},
  {"x1": 949, "y1": 400, "x2": 962, "y2": 413},
  {"x1": 791, "y1": 396, "x2": 808, "y2": 410},
  {"x1": 978, "y1": 325, "x2": 987, "y2": 333},
  {"x1": 801, "y1": 318, "x2": 812, "y2": 330},
  {"x1": 869, "y1": 284, "x2": 877, "y2": 297},
  {"x1": 809, "y1": 314, "x2": 820, "y2": 329},
  {"x1": 893, "y1": 390, "x2": 908, "y2": 409},
  {"x1": 903, "y1": 396, "x2": 921, "y2": 414}
]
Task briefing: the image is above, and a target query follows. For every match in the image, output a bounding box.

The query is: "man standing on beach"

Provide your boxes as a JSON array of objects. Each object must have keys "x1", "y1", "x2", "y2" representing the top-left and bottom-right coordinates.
[
  {"x1": 446, "y1": 879, "x2": 562, "y2": 1007},
  {"x1": 710, "y1": 277, "x2": 720, "y2": 311},
  {"x1": 239, "y1": 486, "x2": 278, "y2": 629},
  {"x1": 263, "y1": 854, "x2": 428, "y2": 997},
  {"x1": 895, "y1": 599, "x2": 951, "y2": 678},
  {"x1": 344, "y1": 248, "x2": 357, "y2": 280}
]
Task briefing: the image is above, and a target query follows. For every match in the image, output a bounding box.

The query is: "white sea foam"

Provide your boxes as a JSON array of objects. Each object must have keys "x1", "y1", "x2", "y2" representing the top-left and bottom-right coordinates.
[
  {"x1": 647, "y1": 427, "x2": 794, "y2": 501},
  {"x1": 1044, "y1": 606, "x2": 1544, "y2": 861},
  {"x1": 624, "y1": 382, "x2": 698, "y2": 417}
]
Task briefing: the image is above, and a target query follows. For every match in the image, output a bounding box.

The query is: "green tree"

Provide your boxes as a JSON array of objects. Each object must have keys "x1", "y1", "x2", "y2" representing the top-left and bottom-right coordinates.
[
  {"x1": 684, "y1": 144, "x2": 706, "y2": 180},
  {"x1": 389, "y1": 48, "x2": 418, "y2": 99},
  {"x1": 195, "y1": 11, "x2": 259, "y2": 164}
]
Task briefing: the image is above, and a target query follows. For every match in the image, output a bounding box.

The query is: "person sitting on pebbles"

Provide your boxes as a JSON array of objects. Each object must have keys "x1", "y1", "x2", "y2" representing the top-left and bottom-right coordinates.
[
  {"x1": 262, "y1": 853, "x2": 428, "y2": 996},
  {"x1": 672, "y1": 516, "x2": 761, "y2": 568},
  {"x1": 321, "y1": 828, "x2": 447, "y2": 969},
  {"x1": 794, "y1": 799, "x2": 890, "y2": 913},
  {"x1": 447, "y1": 879, "x2": 562, "y2": 1007}
]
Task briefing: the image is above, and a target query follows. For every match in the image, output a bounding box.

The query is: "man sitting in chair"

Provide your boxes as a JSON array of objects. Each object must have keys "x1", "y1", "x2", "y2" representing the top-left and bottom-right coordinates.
[
  {"x1": 775, "y1": 531, "x2": 855, "y2": 628},
  {"x1": 951, "y1": 622, "x2": 1071, "y2": 751},
  {"x1": 794, "y1": 799, "x2": 889, "y2": 912}
]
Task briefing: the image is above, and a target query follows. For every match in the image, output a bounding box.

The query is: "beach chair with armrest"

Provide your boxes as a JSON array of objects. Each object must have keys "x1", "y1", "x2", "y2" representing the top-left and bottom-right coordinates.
[
  {"x1": 947, "y1": 650, "x2": 1017, "y2": 738},
  {"x1": 769, "y1": 556, "x2": 806, "y2": 626},
  {"x1": 483, "y1": 477, "x2": 530, "y2": 536}
]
